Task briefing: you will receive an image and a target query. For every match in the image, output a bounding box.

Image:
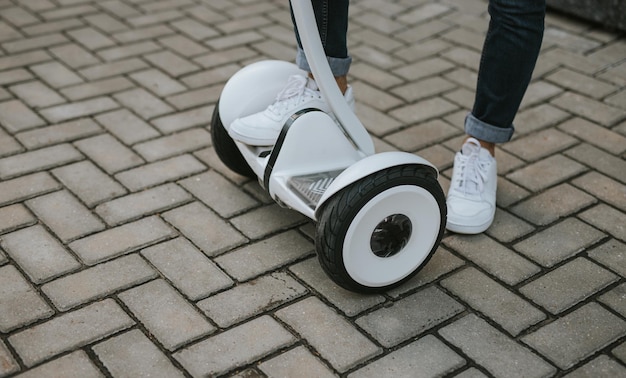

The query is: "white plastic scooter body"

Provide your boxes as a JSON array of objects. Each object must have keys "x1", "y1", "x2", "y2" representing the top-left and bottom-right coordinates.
[{"x1": 219, "y1": 60, "x2": 437, "y2": 220}]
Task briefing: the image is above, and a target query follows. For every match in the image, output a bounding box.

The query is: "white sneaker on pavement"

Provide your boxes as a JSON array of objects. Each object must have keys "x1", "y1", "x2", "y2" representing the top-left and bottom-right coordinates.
[
  {"x1": 446, "y1": 137, "x2": 497, "y2": 234},
  {"x1": 228, "y1": 74, "x2": 354, "y2": 146}
]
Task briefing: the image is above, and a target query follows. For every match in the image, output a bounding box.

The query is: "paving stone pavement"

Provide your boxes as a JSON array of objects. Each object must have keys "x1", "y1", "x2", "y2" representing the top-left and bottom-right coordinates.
[{"x1": 0, "y1": 0, "x2": 625, "y2": 377}]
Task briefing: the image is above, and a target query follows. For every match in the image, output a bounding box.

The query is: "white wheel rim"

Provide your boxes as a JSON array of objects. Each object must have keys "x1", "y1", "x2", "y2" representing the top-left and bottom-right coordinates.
[{"x1": 343, "y1": 185, "x2": 441, "y2": 287}]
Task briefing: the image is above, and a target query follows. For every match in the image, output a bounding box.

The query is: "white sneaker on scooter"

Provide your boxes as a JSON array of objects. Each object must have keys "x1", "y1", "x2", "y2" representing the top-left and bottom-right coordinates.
[
  {"x1": 228, "y1": 74, "x2": 354, "y2": 146},
  {"x1": 446, "y1": 137, "x2": 497, "y2": 234}
]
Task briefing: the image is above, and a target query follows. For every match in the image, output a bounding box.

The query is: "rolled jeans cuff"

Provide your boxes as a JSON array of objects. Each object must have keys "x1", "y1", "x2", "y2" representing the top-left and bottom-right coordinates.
[
  {"x1": 296, "y1": 47, "x2": 352, "y2": 77},
  {"x1": 464, "y1": 112, "x2": 515, "y2": 144}
]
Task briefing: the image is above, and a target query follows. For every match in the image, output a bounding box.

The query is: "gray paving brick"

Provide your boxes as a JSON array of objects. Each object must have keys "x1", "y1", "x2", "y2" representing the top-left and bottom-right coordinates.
[
  {"x1": 565, "y1": 144, "x2": 626, "y2": 184},
  {"x1": 129, "y1": 68, "x2": 186, "y2": 97},
  {"x1": 348, "y1": 335, "x2": 465, "y2": 378},
  {"x1": 174, "y1": 315, "x2": 296, "y2": 377},
  {"x1": 1, "y1": 225, "x2": 80, "y2": 283},
  {"x1": 179, "y1": 171, "x2": 258, "y2": 218},
  {"x1": 486, "y1": 209, "x2": 535, "y2": 243},
  {"x1": 133, "y1": 128, "x2": 210, "y2": 162},
  {"x1": 99, "y1": 0, "x2": 140, "y2": 18},
  {"x1": 113, "y1": 88, "x2": 174, "y2": 119},
  {"x1": 52, "y1": 160, "x2": 127, "y2": 208},
  {"x1": 0, "y1": 129, "x2": 22, "y2": 157},
  {"x1": 127, "y1": 10, "x2": 183, "y2": 28},
  {"x1": 230, "y1": 204, "x2": 307, "y2": 240},
  {"x1": 144, "y1": 50, "x2": 199, "y2": 77},
  {"x1": 0, "y1": 99, "x2": 45, "y2": 133},
  {"x1": 599, "y1": 282, "x2": 626, "y2": 317},
  {"x1": 94, "y1": 108, "x2": 160, "y2": 145},
  {"x1": 40, "y1": 4, "x2": 99, "y2": 21},
  {"x1": 26, "y1": 190, "x2": 105, "y2": 242},
  {"x1": 442, "y1": 267, "x2": 545, "y2": 336},
  {"x1": 198, "y1": 272, "x2": 307, "y2": 327},
  {"x1": 551, "y1": 92, "x2": 624, "y2": 126},
  {"x1": 563, "y1": 355, "x2": 626, "y2": 378},
  {"x1": 0, "y1": 144, "x2": 83, "y2": 179},
  {"x1": 288, "y1": 258, "x2": 386, "y2": 317},
  {"x1": 171, "y1": 18, "x2": 220, "y2": 40},
  {"x1": 93, "y1": 330, "x2": 184, "y2": 378},
  {"x1": 0, "y1": 340, "x2": 19, "y2": 377},
  {"x1": 40, "y1": 96, "x2": 119, "y2": 123},
  {"x1": 78, "y1": 58, "x2": 148, "y2": 81},
  {"x1": 356, "y1": 286, "x2": 464, "y2": 348},
  {"x1": 115, "y1": 154, "x2": 205, "y2": 191},
  {"x1": 49, "y1": 43, "x2": 100, "y2": 69},
  {"x1": 0, "y1": 172, "x2": 60, "y2": 206},
  {"x1": 159, "y1": 35, "x2": 209, "y2": 57},
  {"x1": 0, "y1": 50, "x2": 50, "y2": 72},
  {"x1": 9, "y1": 80, "x2": 65, "y2": 108},
  {"x1": 589, "y1": 239, "x2": 626, "y2": 277},
  {"x1": 150, "y1": 106, "x2": 213, "y2": 133},
  {"x1": 2, "y1": 33, "x2": 68, "y2": 53},
  {"x1": 95, "y1": 183, "x2": 192, "y2": 225},
  {"x1": 141, "y1": 237, "x2": 233, "y2": 301},
  {"x1": 181, "y1": 63, "x2": 241, "y2": 89},
  {"x1": 579, "y1": 204, "x2": 626, "y2": 241},
  {"x1": 8, "y1": 299, "x2": 134, "y2": 367},
  {"x1": 513, "y1": 103, "x2": 571, "y2": 136},
  {"x1": 0, "y1": 264, "x2": 53, "y2": 332},
  {"x1": 572, "y1": 172, "x2": 626, "y2": 212},
  {"x1": 60, "y1": 76, "x2": 134, "y2": 101},
  {"x1": 14, "y1": 351, "x2": 103, "y2": 378},
  {"x1": 16, "y1": 118, "x2": 102, "y2": 149},
  {"x1": 22, "y1": 19, "x2": 84, "y2": 38},
  {"x1": 75, "y1": 134, "x2": 144, "y2": 174},
  {"x1": 0, "y1": 204, "x2": 34, "y2": 234},
  {"x1": 513, "y1": 218, "x2": 606, "y2": 267},
  {"x1": 613, "y1": 342, "x2": 626, "y2": 365},
  {"x1": 0, "y1": 68, "x2": 32, "y2": 86},
  {"x1": 67, "y1": 27, "x2": 115, "y2": 50},
  {"x1": 119, "y1": 279, "x2": 214, "y2": 351},
  {"x1": 521, "y1": 257, "x2": 618, "y2": 314},
  {"x1": 390, "y1": 97, "x2": 458, "y2": 125},
  {"x1": 558, "y1": 117, "x2": 626, "y2": 155},
  {"x1": 510, "y1": 183, "x2": 596, "y2": 226},
  {"x1": 258, "y1": 345, "x2": 336, "y2": 378},
  {"x1": 162, "y1": 201, "x2": 246, "y2": 257},
  {"x1": 112, "y1": 25, "x2": 174, "y2": 44},
  {"x1": 522, "y1": 303, "x2": 626, "y2": 369},
  {"x1": 30, "y1": 61, "x2": 83, "y2": 88},
  {"x1": 506, "y1": 154, "x2": 587, "y2": 192},
  {"x1": 165, "y1": 85, "x2": 222, "y2": 110},
  {"x1": 97, "y1": 40, "x2": 161, "y2": 61},
  {"x1": 42, "y1": 254, "x2": 157, "y2": 311},
  {"x1": 385, "y1": 119, "x2": 459, "y2": 152},
  {"x1": 503, "y1": 128, "x2": 579, "y2": 162},
  {"x1": 214, "y1": 230, "x2": 312, "y2": 280},
  {"x1": 443, "y1": 234, "x2": 541, "y2": 285},
  {"x1": 69, "y1": 216, "x2": 176, "y2": 265},
  {"x1": 440, "y1": 314, "x2": 556, "y2": 377}
]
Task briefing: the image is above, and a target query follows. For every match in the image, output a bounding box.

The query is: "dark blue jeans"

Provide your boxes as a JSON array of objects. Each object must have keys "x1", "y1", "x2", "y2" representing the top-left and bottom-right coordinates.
[{"x1": 291, "y1": 0, "x2": 546, "y2": 144}]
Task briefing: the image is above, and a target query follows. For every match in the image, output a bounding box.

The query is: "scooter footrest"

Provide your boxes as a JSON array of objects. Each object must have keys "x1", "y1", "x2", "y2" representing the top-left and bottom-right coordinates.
[{"x1": 287, "y1": 170, "x2": 343, "y2": 208}]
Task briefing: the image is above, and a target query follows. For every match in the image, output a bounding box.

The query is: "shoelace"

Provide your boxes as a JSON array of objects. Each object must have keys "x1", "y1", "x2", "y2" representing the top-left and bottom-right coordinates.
[
  {"x1": 453, "y1": 146, "x2": 489, "y2": 196},
  {"x1": 267, "y1": 75, "x2": 320, "y2": 116}
]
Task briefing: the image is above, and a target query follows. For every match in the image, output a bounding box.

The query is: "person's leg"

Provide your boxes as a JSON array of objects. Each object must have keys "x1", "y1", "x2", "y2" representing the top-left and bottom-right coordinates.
[
  {"x1": 228, "y1": 0, "x2": 352, "y2": 146},
  {"x1": 447, "y1": 0, "x2": 545, "y2": 234},
  {"x1": 293, "y1": 0, "x2": 351, "y2": 93}
]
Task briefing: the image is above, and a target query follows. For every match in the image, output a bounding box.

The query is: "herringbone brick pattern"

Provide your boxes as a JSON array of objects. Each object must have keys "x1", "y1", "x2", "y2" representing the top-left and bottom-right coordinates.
[{"x1": 0, "y1": 0, "x2": 625, "y2": 376}]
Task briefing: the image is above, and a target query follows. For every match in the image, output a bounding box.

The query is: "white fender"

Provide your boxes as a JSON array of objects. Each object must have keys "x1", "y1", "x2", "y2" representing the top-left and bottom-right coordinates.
[
  {"x1": 218, "y1": 60, "x2": 305, "y2": 129},
  {"x1": 314, "y1": 152, "x2": 438, "y2": 219}
]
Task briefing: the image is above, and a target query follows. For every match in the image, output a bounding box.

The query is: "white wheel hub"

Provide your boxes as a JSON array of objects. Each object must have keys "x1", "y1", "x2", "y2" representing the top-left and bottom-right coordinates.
[{"x1": 343, "y1": 185, "x2": 441, "y2": 287}]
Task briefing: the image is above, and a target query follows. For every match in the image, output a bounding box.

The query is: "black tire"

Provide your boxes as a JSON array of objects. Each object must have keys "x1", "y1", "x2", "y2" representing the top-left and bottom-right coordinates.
[
  {"x1": 210, "y1": 100, "x2": 255, "y2": 178},
  {"x1": 315, "y1": 164, "x2": 446, "y2": 293}
]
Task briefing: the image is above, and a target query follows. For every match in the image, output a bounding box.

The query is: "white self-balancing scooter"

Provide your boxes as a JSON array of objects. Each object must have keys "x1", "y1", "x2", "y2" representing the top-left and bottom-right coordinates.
[{"x1": 210, "y1": 0, "x2": 446, "y2": 293}]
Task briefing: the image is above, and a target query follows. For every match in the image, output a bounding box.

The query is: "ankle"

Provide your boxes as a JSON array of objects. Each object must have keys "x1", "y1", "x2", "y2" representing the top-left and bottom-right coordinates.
[
  {"x1": 465, "y1": 136, "x2": 495, "y2": 157},
  {"x1": 308, "y1": 73, "x2": 348, "y2": 95}
]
